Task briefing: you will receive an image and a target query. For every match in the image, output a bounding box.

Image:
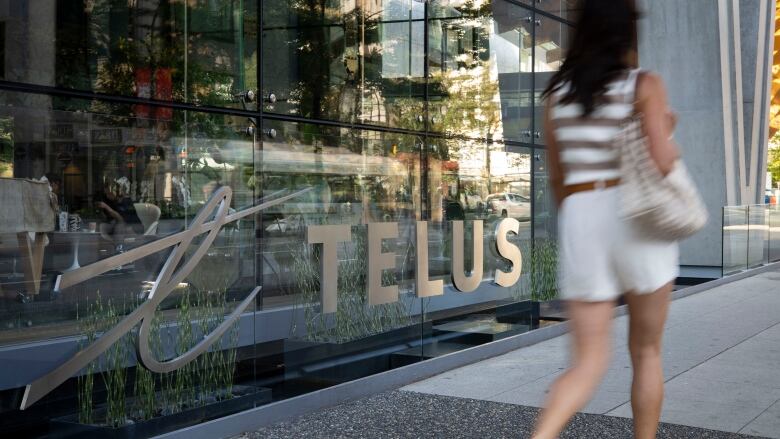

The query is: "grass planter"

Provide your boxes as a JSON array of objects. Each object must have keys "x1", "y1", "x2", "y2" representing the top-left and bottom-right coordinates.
[{"x1": 50, "y1": 385, "x2": 271, "y2": 439}]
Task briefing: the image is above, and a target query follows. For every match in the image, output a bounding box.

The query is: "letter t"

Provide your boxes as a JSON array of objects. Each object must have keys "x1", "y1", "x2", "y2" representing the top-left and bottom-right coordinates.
[{"x1": 306, "y1": 225, "x2": 351, "y2": 314}]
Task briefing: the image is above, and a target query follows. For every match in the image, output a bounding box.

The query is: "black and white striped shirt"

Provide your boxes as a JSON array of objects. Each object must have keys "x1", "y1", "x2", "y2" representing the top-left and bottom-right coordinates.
[{"x1": 551, "y1": 69, "x2": 639, "y2": 185}]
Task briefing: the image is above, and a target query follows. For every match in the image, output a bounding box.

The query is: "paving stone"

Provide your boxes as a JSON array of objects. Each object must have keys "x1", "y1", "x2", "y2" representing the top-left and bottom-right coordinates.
[
  {"x1": 663, "y1": 376, "x2": 780, "y2": 409},
  {"x1": 609, "y1": 397, "x2": 768, "y2": 434},
  {"x1": 740, "y1": 399, "x2": 780, "y2": 438},
  {"x1": 680, "y1": 361, "x2": 780, "y2": 390}
]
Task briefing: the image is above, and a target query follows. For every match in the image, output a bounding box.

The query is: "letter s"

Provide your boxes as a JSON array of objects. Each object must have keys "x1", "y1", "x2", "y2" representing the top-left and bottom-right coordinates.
[{"x1": 494, "y1": 218, "x2": 522, "y2": 287}]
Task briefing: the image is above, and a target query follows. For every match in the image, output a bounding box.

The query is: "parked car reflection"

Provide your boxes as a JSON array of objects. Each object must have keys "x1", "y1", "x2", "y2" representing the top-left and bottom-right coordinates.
[{"x1": 486, "y1": 193, "x2": 531, "y2": 220}]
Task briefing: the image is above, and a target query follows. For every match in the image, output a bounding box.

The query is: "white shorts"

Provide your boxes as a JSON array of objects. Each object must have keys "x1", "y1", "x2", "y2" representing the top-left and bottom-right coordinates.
[{"x1": 558, "y1": 187, "x2": 679, "y2": 302}]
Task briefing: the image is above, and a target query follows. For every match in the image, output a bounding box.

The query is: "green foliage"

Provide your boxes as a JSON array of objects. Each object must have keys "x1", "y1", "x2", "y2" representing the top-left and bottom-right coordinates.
[
  {"x1": 75, "y1": 286, "x2": 241, "y2": 426},
  {"x1": 100, "y1": 299, "x2": 129, "y2": 428},
  {"x1": 77, "y1": 297, "x2": 101, "y2": 425},
  {"x1": 76, "y1": 295, "x2": 131, "y2": 427},
  {"x1": 768, "y1": 142, "x2": 780, "y2": 187},
  {"x1": 512, "y1": 239, "x2": 559, "y2": 302},
  {"x1": 290, "y1": 224, "x2": 414, "y2": 344},
  {"x1": 0, "y1": 117, "x2": 12, "y2": 177}
]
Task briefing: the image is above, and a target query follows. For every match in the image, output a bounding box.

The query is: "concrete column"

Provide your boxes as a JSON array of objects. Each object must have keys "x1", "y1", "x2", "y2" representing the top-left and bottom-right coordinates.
[{"x1": 638, "y1": 0, "x2": 776, "y2": 272}]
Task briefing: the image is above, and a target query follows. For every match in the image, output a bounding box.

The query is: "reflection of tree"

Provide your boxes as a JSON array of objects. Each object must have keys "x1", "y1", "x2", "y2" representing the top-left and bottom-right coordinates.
[
  {"x1": 0, "y1": 117, "x2": 12, "y2": 177},
  {"x1": 264, "y1": 0, "x2": 343, "y2": 121},
  {"x1": 431, "y1": 41, "x2": 501, "y2": 140},
  {"x1": 43, "y1": 2, "x2": 264, "y2": 215},
  {"x1": 56, "y1": 1, "x2": 241, "y2": 112}
]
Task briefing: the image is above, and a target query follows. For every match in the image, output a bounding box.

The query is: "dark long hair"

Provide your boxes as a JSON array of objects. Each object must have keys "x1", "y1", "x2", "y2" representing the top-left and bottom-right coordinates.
[{"x1": 543, "y1": 0, "x2": 640, "y2": 115}]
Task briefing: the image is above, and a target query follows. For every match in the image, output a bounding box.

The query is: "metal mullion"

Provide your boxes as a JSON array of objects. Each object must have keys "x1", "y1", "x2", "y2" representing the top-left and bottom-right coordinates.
[
  {"x1": 530, "y1": 7, "x2": 537, "y2": 245},
  {"x1": 0, "y1": 79, "x2": 260, "y2": 117},
  {"x1": 0, "y1": 77, "x2": 532, "y2": 150},
  {"x1": 262, "y1": 17, "x2": 426, "y2": 32},
  {"x1": 422, "y1": 0, "x2": 431, "y2": 221},
  {"x1": 256, "y1": 0, "x2": 264, "y2": 312},
  {"x1": 500, "y1": 0, "x2": 576, "y2": 27}
]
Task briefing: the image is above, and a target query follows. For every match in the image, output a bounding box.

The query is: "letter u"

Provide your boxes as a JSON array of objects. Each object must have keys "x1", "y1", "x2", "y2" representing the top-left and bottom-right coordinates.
[{"x1": 451, "y1": 220, "x2": 483, "y2": 292}]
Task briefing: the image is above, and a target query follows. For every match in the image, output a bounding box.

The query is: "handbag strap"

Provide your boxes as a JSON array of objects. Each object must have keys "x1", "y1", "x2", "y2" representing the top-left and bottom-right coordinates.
[{"x1": 622, "y1": 68, "x2": 644, "y2": 109}]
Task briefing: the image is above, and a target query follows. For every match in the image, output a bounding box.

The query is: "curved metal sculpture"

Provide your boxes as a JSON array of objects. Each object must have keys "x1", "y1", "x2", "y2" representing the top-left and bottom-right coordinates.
[{"x1": 21, "y1": 186, "x2": 312, "y2": 410}]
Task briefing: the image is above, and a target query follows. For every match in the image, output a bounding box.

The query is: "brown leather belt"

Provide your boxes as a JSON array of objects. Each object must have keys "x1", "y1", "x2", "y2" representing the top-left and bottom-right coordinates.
[{"x1": 564, "y1": 178, "x2": 620, "y2": 197}]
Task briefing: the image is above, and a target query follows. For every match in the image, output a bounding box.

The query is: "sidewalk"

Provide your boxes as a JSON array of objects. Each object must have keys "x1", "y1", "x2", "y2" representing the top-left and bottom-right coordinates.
[{"x1": 242, "y1": 267, "x2": 780, "y2": 438}]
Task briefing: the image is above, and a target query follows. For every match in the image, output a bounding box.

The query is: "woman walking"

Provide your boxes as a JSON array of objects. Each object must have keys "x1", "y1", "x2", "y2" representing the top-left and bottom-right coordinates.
[{"x1": 532, "y1": 1, "x2": 680, "y2": 438}]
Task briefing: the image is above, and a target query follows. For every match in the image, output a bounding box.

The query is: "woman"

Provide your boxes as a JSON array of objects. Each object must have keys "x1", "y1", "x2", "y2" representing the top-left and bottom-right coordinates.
[{"x1": 532, "y1": 1, "x2": 679, "y2": 438}]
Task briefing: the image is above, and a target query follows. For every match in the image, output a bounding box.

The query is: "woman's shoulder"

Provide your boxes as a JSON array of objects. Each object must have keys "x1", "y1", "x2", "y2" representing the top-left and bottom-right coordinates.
[{"x1": 636, "y1": 70, "x2": 667, "y2": 100}]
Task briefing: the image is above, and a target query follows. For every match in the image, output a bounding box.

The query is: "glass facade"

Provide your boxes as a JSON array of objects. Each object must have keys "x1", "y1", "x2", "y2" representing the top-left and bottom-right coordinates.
[{"x1": 0, "y1": 1, "x2": 571, "y2": 436}]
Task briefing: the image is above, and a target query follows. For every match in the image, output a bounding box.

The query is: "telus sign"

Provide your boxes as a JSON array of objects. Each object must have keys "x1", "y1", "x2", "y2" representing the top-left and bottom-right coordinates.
[
  {"x1": 307, "y1": 218, "x2": 523, "y2": 314},
  {"x1": 20, "y1": 187, "x2": 523, "y2": 409}
]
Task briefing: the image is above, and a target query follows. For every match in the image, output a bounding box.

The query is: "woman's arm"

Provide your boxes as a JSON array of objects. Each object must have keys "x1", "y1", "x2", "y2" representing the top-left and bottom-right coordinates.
[
  {"x1": 543, "y1": 99, "x2": 565, "y2": 206},
  {"x1": 97, "y1": 201, "x2": 124, "y2": 223},
  {"x1": 636, "y1": 72, "x2": 680, "y2": 175}
]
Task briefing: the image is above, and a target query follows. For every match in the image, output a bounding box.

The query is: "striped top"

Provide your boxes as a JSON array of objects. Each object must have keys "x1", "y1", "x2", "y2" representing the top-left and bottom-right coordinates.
[{"x1": 550, "y1": 69, "x2": 639, "y2": 185}]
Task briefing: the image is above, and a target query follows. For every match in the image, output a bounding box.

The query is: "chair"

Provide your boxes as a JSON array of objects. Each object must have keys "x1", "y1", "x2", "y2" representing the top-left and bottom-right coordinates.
[{"x1": 133, "y1": 203, "x2": 161, "y2": 236}]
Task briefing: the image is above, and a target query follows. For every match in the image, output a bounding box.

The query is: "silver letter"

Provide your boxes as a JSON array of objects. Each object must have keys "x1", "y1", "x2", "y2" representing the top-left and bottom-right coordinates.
[
  {"x1": 451, "y1": 220, "x2": 484, "y2": 292},
  {"x1": 367, "y1": 222, "x2": 399, "y2": 306},
  {"x1": 416, "y1": 221, "x2": 443, "y2": 297},
  {"x1": 494, "y1": 218, "x2": 523, "y2": 287},
  {"x1": 307, "y1": 225, "x2": 352, "y2": 314}
]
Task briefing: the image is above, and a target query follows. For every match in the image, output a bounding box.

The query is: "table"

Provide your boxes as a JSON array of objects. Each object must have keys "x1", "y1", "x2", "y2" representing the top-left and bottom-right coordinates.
[
  {"x1": 50, "y1": 231, "x2": 101, "y2": 271},
  {"x1": 0, "y1": 178, "x2": 56, "y2": 299}
]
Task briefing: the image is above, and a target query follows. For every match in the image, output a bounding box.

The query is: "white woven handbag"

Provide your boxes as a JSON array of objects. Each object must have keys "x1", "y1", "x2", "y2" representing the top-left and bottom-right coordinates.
[{"x1": 616, "y1": 72, "x2": 708, "y2": 241}]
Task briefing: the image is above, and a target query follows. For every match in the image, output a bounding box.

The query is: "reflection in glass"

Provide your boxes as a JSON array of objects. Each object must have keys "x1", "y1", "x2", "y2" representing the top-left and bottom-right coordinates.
[
  {"x1": 0, "y1": 91, "x2": 256, "y2": 344},
  {"x1": 747, "y1": 205, "x2": 769, "y2": 269},
  {"x1": 418, "y1": 139, "x2": 537, "y2": 365},
  {"x1": 0, "y1": 0, "x2": 575, "y2": 434},
  {"x1": 424, "y1": 138, "x2": 532, "y2": 287},
  {"x1": 492, "y1": 1, "x2": 535, "y2": 142},
  {"x1": 770, "y1": 206, "x2": 780, "y2": 263},
  {"x1": 535, "y1": 0, "x2": 582, "y2": 21},
  {"x1": 533, "y1": 149, "x2": 556, "y2": 240},
  {"x1": 722, "y1": 206, "x2": 749, "y2": 275},
  {"x1": 0, "y1": 88, "x2": 262, "y2": 435},
  {"x1": 534, "y1": 15, "x2": 570, "y2": 145},
  {"x1": 262, "y1": 0, "x2": 426, "y2": 129},
  {"x1": 258, "y1": 120, "x2": 422, "y2": 316},
  {"x1": 3, "y1": 1, "x2": 257, "y2": 108}
]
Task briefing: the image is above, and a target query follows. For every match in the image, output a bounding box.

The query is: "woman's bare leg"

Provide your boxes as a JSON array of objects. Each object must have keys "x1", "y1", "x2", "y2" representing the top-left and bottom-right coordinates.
[
  {"x1": 624, "y1": 283, "x2": 673, "y2": 439},
  {"x1": 532, "y1": 300, "x2": 616, "y2": 439}
]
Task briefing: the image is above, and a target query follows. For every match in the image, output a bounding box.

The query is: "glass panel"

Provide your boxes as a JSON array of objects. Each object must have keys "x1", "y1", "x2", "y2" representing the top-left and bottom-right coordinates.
[
  {"x1": 535, "y1": 0, "x2": 582, "y2": 21},
  {"x1": 261, "y1": 0, "x2": 426, "y2": 130},
  {"x1": 0, "y1": 91, "x2": 259, "y2": 435},
  {"x1": 747, "y1": 205, "x2": 769, "y2": 269},
  {"x1": 534, "y1": 14, "x2": 569, "y2": 145},
  {"x1": 429, "y1": 0, "x2": 498, "y2": 20},
  {"x1": 428, "y1": 1, "x2": 533, "y2": 140},
  {"x1": 492, "y1": 0, "x2": 535, "y2": 143},
  {"x1": 532, "y1": 149, "x2": 556, "y2": 240},
  {"x1": 3, "y1": 1, "x2": 256, "y2": 109},
  {"x1": 722, "y1": 206, "x2": 748, "y2": 275},
  {"x1": 258, "y1": 118, "x2": 424, "y2": 396},
  {"x1": 770, "y1": 205, "x2": 780, "y2": 263},
  {"x1": 417, "y1": 137, "x2": 536, "y2": 365}
]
